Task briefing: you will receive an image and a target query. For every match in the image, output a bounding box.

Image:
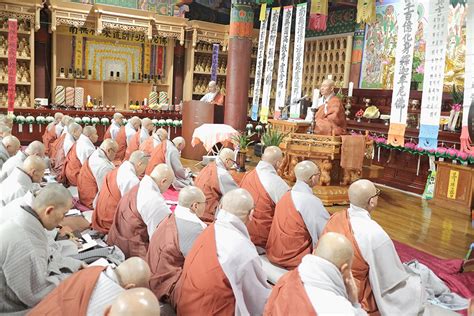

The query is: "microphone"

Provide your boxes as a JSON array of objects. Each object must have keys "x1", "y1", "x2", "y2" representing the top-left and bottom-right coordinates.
[{"x1": 293, "y1": 95, "x2": 308, "y2": 104}]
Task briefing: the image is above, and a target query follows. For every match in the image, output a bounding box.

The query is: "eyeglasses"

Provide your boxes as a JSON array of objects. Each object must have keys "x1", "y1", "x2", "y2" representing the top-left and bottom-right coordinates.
[
  {"x1": 368, "y1": 188, "x2": 381, "y2": 202},
  {"x1": 309, "y1": 173, "x2": 321, "y2": 181}
]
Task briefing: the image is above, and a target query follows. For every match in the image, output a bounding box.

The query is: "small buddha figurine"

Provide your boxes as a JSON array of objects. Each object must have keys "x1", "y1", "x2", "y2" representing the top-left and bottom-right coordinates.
[
  {"x1": 0, "y1": 61, "x2": 5, "y2": 81},
  {"x1": 20, "y1": 39, "x2": 30, "y2": 57},
  {"x1": 16, "y1": 66, "x2": 23, "y2": 82},
  {"x1": 23, "y1": 96, "x2": 30, "y2": 107},
  {"x1": 0, "y1": 35, "x2": 6, "y2": 55},
  {"x1": 21, "y1": 69, "x2": 30, "y2": 83}
]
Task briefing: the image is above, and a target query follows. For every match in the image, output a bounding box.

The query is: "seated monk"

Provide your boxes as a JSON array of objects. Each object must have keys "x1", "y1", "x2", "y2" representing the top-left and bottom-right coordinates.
[
  {"x1": 311, "y1": 79, "x2": 346, "y2": 136},
  {"x1": 49, "y1": 115, "x2": 72, "y2": 163},
  {"x1": 0, "y1": 184, "x2": 83, "y2": 314},
  {"x1": 194, "y1": 148, "x2": 239, "y2": 223},
  {"x1": 146, "y1": 136, "x2": 193, "y2": 190},
  {"x1": 125, "y1": 118, "x2": 154, "y2": 160},
  {"x1": 64, "y1": 126, "x2": 98, "y2": 187},
  {"x1": 0, "y1": 135, "x2": 20, "y2": 171},
  {"x1": 264, "y1": 232, "x2": 366, "y2": 315},
  {"x1": 92, "y1": 150, "x2": 149, "y2": 234},
  {"x1": 77, "y1": 139, "x2": 118, "y2": 209},
  {"x1": 107, "y1": 164, "x2": 174, "y2": 259},
  {"x1": 105, "y1": 288, "x2": 161, "y2": 316},
  {"x1": 0, "y1": 114, "x2": 14, "y2": 128},
  {"x1": 0, "y1": 156, "x2": 46, "y2": 206},
  {"x1": 175, "y1": 189, "x2": 271, "y2": 315},
  {"x1": 1, "y1": 140, "x2": 44, "y2": 182},
  {"x1": 200, "y1": 80, "x2": 224, "y2": 106},
  {"x1": 322, "y1": 179, "x2": 468, "y2": 315},
  {"x1": 266, "y1": 161, "x2": 329, "y2": 270},
  {"x1": 28, "y1": 257, "x2": 152, "y2": 315},
  {"x1": 0, "y1": 124, "x2": 12, "y2": 139},
  {"x1": 52, "y1": 122, "x2": 82, "y2": 184},
  {"x1": 140, "y1": 128, "x2": 168, "y2": 155},
  {"x1": 113, "y1": 116, "x2": 141, "y2": 163},
  {"x1": 42, "y1": 112, "x2": 63, "y2": 156},
  {"x1": 146, "y1": 186, "x2": 207, "y2": 306},
  {"x1": 104, "y1": 112, "x2": 124, "y2": 140},
  {"x1": 239, "y1": 146, "x2": 289, "y2": 248}
]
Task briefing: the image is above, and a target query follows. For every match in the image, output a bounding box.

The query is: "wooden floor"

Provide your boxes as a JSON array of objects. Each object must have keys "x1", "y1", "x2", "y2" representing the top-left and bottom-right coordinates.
[{"x1": 183, "y1": 155, "x2": 474, "y2": 260}]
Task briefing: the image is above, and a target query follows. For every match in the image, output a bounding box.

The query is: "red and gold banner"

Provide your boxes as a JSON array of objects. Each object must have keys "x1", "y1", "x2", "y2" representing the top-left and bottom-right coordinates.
[
  {"x1": 7, "y1": 19, "x2": 18, "y2": 114},
  {"x1": 309, "y1": 0, "x2": 328, "y2": 31},
  {"x1": 156, "y1": 46, "x2": 164, "y2": 76},
  {"x1": 229, "y1": 4, "x2": 254, "y2": 39}
]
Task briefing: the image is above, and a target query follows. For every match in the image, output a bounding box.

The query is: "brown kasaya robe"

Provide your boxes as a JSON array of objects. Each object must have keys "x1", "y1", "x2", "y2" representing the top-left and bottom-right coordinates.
[
  {"x1": 139, "y1": 137, "x2": 155, "y2": 155},
  {"x1": 77, "y1": 159, "x2": 98, "y2": 209},
  {"x1": 313, "y1": 96, "x2": 346, "y2": 136},
  {"x1": 322, "y1": 209, "x2": 379, "y2": 314},
  {"x1": 114, "y1": 126, "x2": 127, "y2": 162},
  {"x1": 103, "y1": 125, "x2": 112, "y2": 140},
  {"x1": 194, "y1": 162, "x2": 221, "y2": 223},
  {"x1": 50, "y1": 133, "x2": 65, "y2": 168},
  {"x1": 145, "y1": 140, "x2": 167, "y2": 176},
  {"x1": 64, "y1": 143, "x2": 82, "y2": 186},
  {"x1": 266, "y1": 191, "x2": 313, "y2": 270},
  {"x1": 52, "y1": 134, "x2": 67, "y2": 184},
  {"x1": 42, "y1": 123, "x2": 57, "y2": 156},
  {"x1": 92, "y1": 168, "x2": 120, "y2": 234},
  {"x1": 124, "y1": 131, "x2": 140, "y2": 161}
]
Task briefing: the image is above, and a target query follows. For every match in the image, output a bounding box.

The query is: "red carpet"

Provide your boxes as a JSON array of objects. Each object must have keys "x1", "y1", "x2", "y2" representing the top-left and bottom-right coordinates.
[{"x1": 394, "y1": 240, "x2": 474, "y2": 299}]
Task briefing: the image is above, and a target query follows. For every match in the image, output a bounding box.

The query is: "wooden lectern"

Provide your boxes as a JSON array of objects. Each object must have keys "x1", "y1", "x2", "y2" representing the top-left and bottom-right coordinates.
[{"x1": 181, "y1": 101, "x2": 224, "y2": 160}]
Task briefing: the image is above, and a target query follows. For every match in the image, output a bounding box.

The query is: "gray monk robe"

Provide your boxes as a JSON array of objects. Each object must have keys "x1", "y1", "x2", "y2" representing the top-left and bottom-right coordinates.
[
  {"x1": 0, "y1": 204, "x2": 82, "y2": 314},
  {"x1": 165, "y1": 141, "x2": 193, "y2": 190}
]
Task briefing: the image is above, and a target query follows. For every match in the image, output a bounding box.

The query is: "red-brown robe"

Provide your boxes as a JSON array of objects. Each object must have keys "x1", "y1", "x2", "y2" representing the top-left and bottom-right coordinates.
[
  {"x1": 92, "y1": 168, "x2": 120, "y2": 234},
  {"x1": 145, "y1": 140, "x2": 167, "y2": 176},
  {"x1": 213, "y1": 92, "x2": 225, "y2": 106},
  {"x1": 114, "y1": 126, "x2": 127, "y2": 162},
  {"x1": 146, "y1": 213, "x2": 183, "y2": 306},
  {"x1": 49, "y1": 133, "x2": 65, "y2": 167},
  {"x1": 240, "y1": 169, "x2": 276, "y2": 248},
  {"x1": 322, "y1": 209, "x2": 379, "y2": 315},
  {"x1": 139, "y1": 137, "x2": 155, "y2": 155},
  {"x1": 52, "y1": 134, "x2": 67, "y2": 184},
  {"x1": 194, "y1": 162, "x2": 220, "y2": 223},
  {"x1": 64, "y1": 143, "x2": 82, "y2": 186},
  {"x1": 103, "y1": 125, "x2": 112, "y2": 140},
  {"x1": 266, "y1": 191, "x2": 313, "y2": 270},
  {"x1": 107, "y1": 185, "x2": 149, "y2": 259},
  {"x1": 174, "y1": 224, "x2": 235, "y2": 315},
  {"x1": 124, "y1": 131, "x2": 141, "y2": 161},
  {"x1": 314, "y1": 96, "x2": 347, "y2": 136},
  {"x1": 42, "y1": 123, "x2": 57, "y2": 156},
  {"x1": 263, "y1": 269, "x2": 317, "y2": 316},
  {"x1": 77, "y1": 159, "x2": 97, "y2": 209},
  {"x1": 27, "y1": 266, "x2": 106, "y2": 315}
]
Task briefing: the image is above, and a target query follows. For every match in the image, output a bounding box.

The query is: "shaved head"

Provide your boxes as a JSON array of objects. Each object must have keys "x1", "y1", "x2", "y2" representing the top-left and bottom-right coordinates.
[
  {"x1": 32, "y1": 184, "x2": 73, "y2": 230},
  {"x1": 115, "y1": 257, "x2": 152, "y2": 289},
  {"x1": 178, "y1": 186, "x2": 206, "y2": 212},
  {"x1": 83, "y1": 125, "x2": 98, "y2": 143},
  {"x1": 68, "y1": 122, "x2": 82, "y2": 140},
  {"x1": 348, "y1": 179, "x2": 379, "y2": 212},
  {"x1": 314, "y1": 232, "x2": 353, "y2": 269},
  {"x1": 129, "y1": 150, "x2": 149, "y2": 177},
  {"x1": 294, "y1": 160, "x2": 320, "y2": 187},
  {"x1": 25, "y1": 141, "x2": 45, "y2": 158},
  {"x1": 54, "y1": 112, "x2": 64, "y2": 122},
  {"x1": 107, "y1": 288, "x2": 160, "y2": 316},
  {"x1": 2, "y1": 135, "x2": 20, "y2": 156},
  {"x1": 320, "y1": 79, "x2": 335, "y2": 97},
  {"x1": 100, "y1": 138, "x2": 119, "y2": 161},
  {"x1": 262, "y1": 146, "x2": 283, "y2": 169},
  {"x1": 0, "y1": 124, "x2": 11, "y2": 137},
  {"x1": 130, "y1": 116, "x2": 141, "y2": 130},
  {"x1": 155, "y1": 128, "x2": 168, "y2": 141},
  {"x1": 221, "y1": 189, "x2": 254, "y2": 224},
  {"x1": 22, "y1": 155, "x2": 46, "y2": 183},
  {"x1": 149, "y1": 163, "x2": 175, "y2": 193},
  {"x1": 141, "y1": 118, "x2": 154, "y2": 132},
  {"x1": 61, "y1": 115, "x2": 72, "y2": 126},
  {"x1": 219, "y1": 148, "x2": 235, "y2": 170},
  {"x1": 0, "y1": 115, "x2": 13, "y2": 128},
  {"x1": 113, "y1": 112, "x2": 124, "y2": 121}
]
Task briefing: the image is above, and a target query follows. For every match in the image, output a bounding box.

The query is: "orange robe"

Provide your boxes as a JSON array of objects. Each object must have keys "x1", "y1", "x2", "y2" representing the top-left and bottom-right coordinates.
[
  {"x1": 139, "y1": 137, "x2": 155, "y2": 155},
  {"x1": 27, "y1": 266, "x2": 106, "y2": 315},
  {"x1": 103, "y1": 125, "x2": 112, "y2": 140},
  {"x1": 77, "y1": 159, "x2": 97, "y2": 209},
  {"x1": 50, "y1": 133, "x2": 65, "y2": 167},
  {"x1": 322, "y1": 209, "x2": 379, "y2": 314},
  {"x1": 107, "y1": 185, "x2": 149, "y2": 259},
  {"x1": 266, "y1": 191, "x2": 312, "y2": 270},
  {"x1": 52, "y1": 134, "x2": 67, "y2": 184},
  {"x1": 124, "y1": 131, "x2": 140, "y2": 161},
  {"x1": 64, "y1": 143, "x2": 82, "y2": 186},
  {"x1": 175, "y1": 224, "x2": 235, "y2": 315},
  {"x1": 92, "y1": 168, "x2": 120, "y2": 234},
  {"x1": 145, "y1": 140, "x2": 167, "y2": 175},
  {"x1": 42, "y1": 123, "x2": 57, "y2": 156},
  {"x1": 263, "y1": 269, "x2": 317, "y2": 316},
  {"x1": 194, "y1": 162, "x2": 220, "y2": 223},
  {"x1": 146, "y1": 213, "x2": 183, "y2": 306},
  {"x1": 240, "y1": 169, "x2": 276, "y2": 248},
  {"x1": 314, "y1": 96, "x2": 347, "y2": 136},
  {"x1": 114, "y1": 126, "x2": 127, "y2": 162}
]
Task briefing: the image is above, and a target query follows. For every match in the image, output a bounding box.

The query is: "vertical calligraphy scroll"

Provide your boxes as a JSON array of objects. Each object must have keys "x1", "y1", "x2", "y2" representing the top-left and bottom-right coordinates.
[
  {"x1": 211, "y1": 44, "x2": 219, "y2": 82},
  {"x1": 7, "y1": 19, "x2": 17, "y2": 114},
  {"x1": 387, "y1": 0, "x2": 417, "y2": 147},
  {"x1": 75, "y1": 36, "x2": 83, "y2": 73},
  {"x1": 251, "y1": 9, "x2": 269, "y2": 121},
  {"x1": 144, "y1": 41, "x2": 151, "y2": 78},
  {"x1": 156, "y1": 46, "x2": 164, "y2": 76},
  {"x1": 290, "y1": 2, "x2": 307, "y2": 119},
  {"x1": 260, "y1": 7, "x2": 281, "y2": 123},
  {"x1": 274, "y1": 6, "x2": 293, "y2": 119},
  {"x1": 418, "y1": 0, "x2": 450, "y2": 149}
]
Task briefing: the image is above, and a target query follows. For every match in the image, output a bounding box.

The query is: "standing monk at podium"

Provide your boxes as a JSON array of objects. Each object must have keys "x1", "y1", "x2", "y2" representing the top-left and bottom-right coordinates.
[
  {"x1": 200, "y1": 81, "x2": 224, "y2": 106},
  {"x1": 313, "y1": 79, "x2": 346, "y2": 136}
]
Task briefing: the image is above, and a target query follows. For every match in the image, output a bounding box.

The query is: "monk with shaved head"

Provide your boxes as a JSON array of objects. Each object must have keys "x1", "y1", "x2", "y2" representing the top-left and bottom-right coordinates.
[
  {"x1": 125, "y1": 118, "x2": 154, "y2": 160},
  {"x1": 0, "y1": 124, "x2": 11, "y2": 138},
  {"x1": 42, "y1": 112, "x2": 63, "y2": 155},
  {"x1": 29, "y1": 257, "x2": 152, "y2": 315},
  {"x1": 107, "y1": 163, "x2": 174, "y2": 258},
  {"x1": 140, "y1": 127, "x2": 168, "y2": 155},
  {"x1": 1, "y1": 140, "x2": 45, "y2": 182},
  {"x1": 266, "y1": 160, "x2": 330, "y2": 269},
  {"x1": 146, "y1": 186, "x2": 207, "y2": 306},
  {"x1": 240, "y1": 146, "x2": 289, "y2": 248},
  {"x1": 0, "y1": 155, "x2": 46, "y2": 206},
  {"x1": 111, "y1": 116, "x2": 141, "y2": 162},
  {"x1": 0, "y1": 135, "x2": 20, "y2": 170},
  {"x1": 105, "y1": 288, "x2": 160, "y2": 316},
  {"x1": 49, "y1": 115, "x2": 72, "y2": 161},
  {"x1": 265, "y1": 232, "x2": 365, "y2": 315},
  {"x1": 194, "y1": 147, "x2": 239, "y2": 223},
  {"x1": 52, "y1": 122, "x2": 82, "y2": 184},
  {"x1": 104, "y1": 112, "x2": 124, "y2": 140},
  {"x1": 77, "y1": 139, "x2": 118, "y2": 209},
  {"x1": 92, "y1": 150, "x2": 149, "y2": 234},
  {"x1": 175, "y1": 188, "x2": 271, "y2": 315},
  {"x1": 0, "y1": 184, "x2": 83, "y2": 313},
  {"x1": 64, "y1": 125, "x2": 98, "y2": 186}
]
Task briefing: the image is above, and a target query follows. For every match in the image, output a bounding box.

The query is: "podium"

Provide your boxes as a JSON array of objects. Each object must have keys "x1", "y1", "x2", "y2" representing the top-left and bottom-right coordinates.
[{"x1": 181, "y1": 101, "x2": 224, "y2": 160}]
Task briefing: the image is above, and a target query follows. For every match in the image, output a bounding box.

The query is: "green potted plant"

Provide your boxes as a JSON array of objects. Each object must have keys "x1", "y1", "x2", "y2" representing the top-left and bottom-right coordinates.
[
  {"x1": 255, "y1": 127, "x2": 286, "y2": 157},
  {"x1": 231, "y1": 132, "x2": 255, "y2": 172}
]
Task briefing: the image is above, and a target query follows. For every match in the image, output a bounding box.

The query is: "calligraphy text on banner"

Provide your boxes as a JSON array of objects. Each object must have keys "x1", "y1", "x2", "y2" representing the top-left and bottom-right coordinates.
[
  {"x1": 447, "y1": 170, "x2": 459, "y2": 199},
  {"x1": 251, "y1": 9, "x2": 269, "y2": 121},
  {"x1": 290, "y1": 3, "x2": 307, "y2": 119},
  {"x1": 7, "y1": 19, "x2": 18, "y2": 113}
]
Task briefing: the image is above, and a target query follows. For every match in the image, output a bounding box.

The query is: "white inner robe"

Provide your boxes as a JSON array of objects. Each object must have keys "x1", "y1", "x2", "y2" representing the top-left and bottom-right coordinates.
[
  {"x1": 76, "y1": 134, "x2": 96, "y2": 165},
  {"x1": 254, "y1": 160, "x2": 289, "y2": 204}
]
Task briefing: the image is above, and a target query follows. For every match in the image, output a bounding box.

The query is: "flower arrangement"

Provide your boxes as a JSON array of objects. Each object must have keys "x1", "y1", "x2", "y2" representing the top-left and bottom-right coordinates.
[
  {"x1": 255, "y1": 124, "x2": 264, "y2": 136},
  {"x1": 122, "y1": 118, "x2": 128, "y2": 125},
  {"x1": 82, "y1": 116, "x2": 91, "y2": 124},
  {"x1": 158, "y1": 119, "x2": 166, "y2": 127},
  {"x1": 46, "y1": 116, "x2": 54, "y2": 123},
  {"x1": 74, "y1": 117, "x2": 82, "y2": 124},
  {"x1": 151, "y1": 119, "x2": 159, "y2": 126},
  {"x1": 166, "y1": 119, "x2": 173, "y2": 126},
  {"x1": 35, "y1": 116, "x2": 46, "y2": 124},
  {"x1": 100, "y1": 117, "x2": 110, "y2": 126},
  {"x1": 91, "y1": 117, "x2": 100, "y2": 125}
]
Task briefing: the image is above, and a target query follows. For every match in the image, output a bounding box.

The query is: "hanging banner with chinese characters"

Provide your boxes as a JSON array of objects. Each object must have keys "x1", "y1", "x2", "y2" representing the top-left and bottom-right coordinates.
[
  {"x1": 460, "y1": 2, "x2": 474, "y2": 153},
  {"x1": 274, "y1": 6, "x2": 293, "y2": 119},
  {"x1": 7, "y1": 19, "x2": 17, "y2": 114},
  {"x1": 387, "y1": 0, "x2": 417, "y2": 147},
  {"x1": 251, "y1": 9, "x2": 269, "y2": 121},
  {"x1": 156, "y1": 46, "x2": 164, "y2": 76},
  {"x1": 144, "y1": 42, "x2": 151, "y2": 76},
  {"x1": 74, "y1": 36, "x2": 83, "y2": 71},
  {"x1": 418, "y1": 0, "x2": 450, "y2": 149},
  {"x1": 260, "y1": 7, "x2": 281, "y2": 123},
  {"x1": 290, "y1": 2, "x2": 307, "y2": 119},
  {"x1": 211, "y1": 44, "x2": 219, "y2": 82}
]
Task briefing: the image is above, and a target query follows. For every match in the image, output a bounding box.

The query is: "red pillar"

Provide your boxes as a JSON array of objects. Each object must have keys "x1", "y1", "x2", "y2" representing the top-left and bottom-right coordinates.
[
  {"x1": 172, "y1": 43, "x2": 185, "y2": 102},
  {"x1": 224, "y1": 2, "x2": 254, "y2": 131}
]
